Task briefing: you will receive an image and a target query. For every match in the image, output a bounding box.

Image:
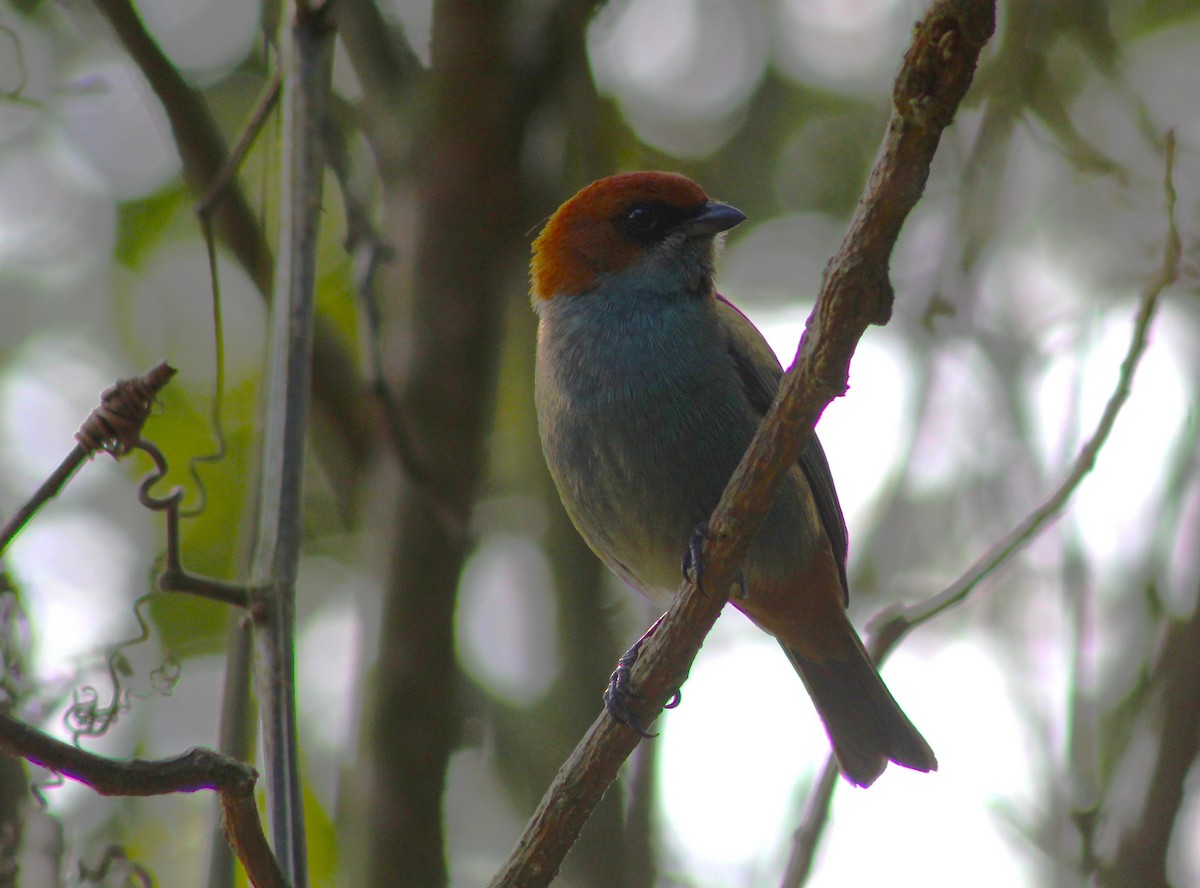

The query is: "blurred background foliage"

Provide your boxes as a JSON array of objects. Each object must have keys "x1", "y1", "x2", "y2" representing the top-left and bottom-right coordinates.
[{"x1": 0, "y1": 0, "x2": 1199, "y2": 886}]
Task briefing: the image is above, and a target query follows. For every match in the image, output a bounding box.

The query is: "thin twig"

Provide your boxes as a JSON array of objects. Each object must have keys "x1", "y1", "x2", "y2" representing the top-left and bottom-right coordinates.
[
  {"x1": 486, "y1": 3, "x2": 997, "y2": 885},
  {"x1": 779, "y1": 759, "x2": 840, "y2": 888},
  {"x1": 783, "y1": 131, "x2": 1182, "y2": 887},
  {"x1": 0, "y1": 363, "x2": 176, "y2": 556},
  {"x1": 197, "y1": 69, "x2": 283, "y2": 221},
  {"x1": 0, "y1": 711, "x2": 286, "y2": 888}
]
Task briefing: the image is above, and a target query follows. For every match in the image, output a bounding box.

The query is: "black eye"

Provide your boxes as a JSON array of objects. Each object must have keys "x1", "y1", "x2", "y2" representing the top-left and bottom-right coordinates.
[
  {"x1": 624, "y1": 206, "x2": 658, "y2": 233},
  {"x1": 618, "y1": 204, "x2": 662, "y2": 240}
]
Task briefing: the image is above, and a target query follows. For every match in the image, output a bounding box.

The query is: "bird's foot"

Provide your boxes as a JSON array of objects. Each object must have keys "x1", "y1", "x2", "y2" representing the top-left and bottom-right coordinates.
[{"x1": 603, "y1": 614, "x2": 682, "y2": 737}]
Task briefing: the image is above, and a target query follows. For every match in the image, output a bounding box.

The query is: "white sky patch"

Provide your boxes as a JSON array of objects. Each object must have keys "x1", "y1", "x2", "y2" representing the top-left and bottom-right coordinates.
[
  {"x1": 589, "y1": 0, "x2": 766, "y2": 117},
  {"x1": 297, "y1": 598, "x2": 362, "y2": 754},
  {"x1": 658, "y1": 618, "x2": 826, "y2": 877},
  {"x1": 7, "y1": 512, "x2": 139, "y2": 680},
  {"x1": 658, "y1": 621, "x2": 1041, "y2": 886},
  {"x1": 0, "y1": 339, "x2": 118, "y2": 491},
  {"x1": 57, "y1": 55, "x2": 180, "y2": 201},
  {"x1": 456, "y1": 535, "x2": 560, "y2": 707},
  {"x1": 774, "y1": 0, "x2": 908, "y2": 91},
  {"x1": 133, "y1": 0, "x2": 260, "y2": 83},
  {"x1": 905, "y1": 340, "x2": 1013, "y2": 495}
]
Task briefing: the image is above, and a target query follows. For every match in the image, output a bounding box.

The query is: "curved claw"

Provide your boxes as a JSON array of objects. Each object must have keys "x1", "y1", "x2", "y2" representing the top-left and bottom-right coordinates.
[
  {"x1": 604, "y1": 655, "x2": 657, "y2": 739},
  {"x1": 603, "y1": 615, "x2": 684, "y2": 737}
]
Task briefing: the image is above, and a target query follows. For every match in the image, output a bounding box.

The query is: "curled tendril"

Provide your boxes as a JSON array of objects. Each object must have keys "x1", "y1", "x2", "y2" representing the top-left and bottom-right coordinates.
[
  {"x1": 63, "y1": 595, "x2": 180, "y2": 746},
  {"x1": 75, "y1": 363, "x2": 176, "y2": 459},
  {"x1": 134, "y1": 441, "x2": 185, "y2": 513},
  {"x1": 77, "y1": 844, "x2": 155, "y2": 888}
]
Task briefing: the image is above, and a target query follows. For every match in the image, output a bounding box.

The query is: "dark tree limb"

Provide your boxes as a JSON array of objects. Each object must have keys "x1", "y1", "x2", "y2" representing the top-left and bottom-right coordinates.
[
  {"x1": 0, "y1": 712, "x2": 286, "y2": 888},
  {"x1": 486, "y1": 2, "x2": 997, "y2": 885}
]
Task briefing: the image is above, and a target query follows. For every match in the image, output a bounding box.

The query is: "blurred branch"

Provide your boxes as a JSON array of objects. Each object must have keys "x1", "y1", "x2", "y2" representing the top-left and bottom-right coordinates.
[
  {"x1": 205, "y1": 619, "x2": 257, "y2": 888},
  {"x1": 197, "y1": 70, "x2": 283, "y2": 220},
  {"x1": 779, "y1": 759, "x2": 840, "y2": 888},
  {"x1": 783, "y1": 132, "x2": 1183, "y2": 886},
  {"x1": 1098, "y1": 592, "x2": 1200, "y2": 888},
  {"x1": 321, "y1": 98, "x2": 449, "y2": 523},
  {"x1": 329, "y1": 0, "x2": 422, "y2": 178},
  {"x1": 486, "y1": 2, "x2": 997, "y2": 885},
  {"x1": 864, "y1": 132, "x2": 1180, "y2": 656},
  {"x1": 0, "y1": 577, "x2": 29, "y2": 886},
  {"x1": 91, "y1": 0, "x2": 273, "y2": 291},
  {"x1": 0, "y1": 363, "x2": 176, "y2": 556},
  {"x1": 245, "y1": 6, "x2": 336, "y2": 888},
  {"x1": 91, "y1": 0, "x2": 373, "y2": 468},
  {"x1": 0, "y1": 712, "x2": 286, "y2": 888}
]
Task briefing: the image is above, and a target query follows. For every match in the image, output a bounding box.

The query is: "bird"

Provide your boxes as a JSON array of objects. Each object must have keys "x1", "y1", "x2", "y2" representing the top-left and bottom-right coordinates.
[{"x1": 530, "y1": 171, "x2": 936, "y2": 787}]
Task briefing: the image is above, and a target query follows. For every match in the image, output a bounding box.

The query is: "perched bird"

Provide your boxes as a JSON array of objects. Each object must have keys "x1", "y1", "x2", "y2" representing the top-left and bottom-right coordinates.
[{"x1": 530, "y1": 171, "x2": 936, "y2": 787}]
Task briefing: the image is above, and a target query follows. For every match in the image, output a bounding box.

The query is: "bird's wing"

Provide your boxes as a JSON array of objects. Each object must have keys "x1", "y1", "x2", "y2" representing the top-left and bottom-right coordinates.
[{"x1": 714, "y1": 294, "x2": 850, "y2": 604}]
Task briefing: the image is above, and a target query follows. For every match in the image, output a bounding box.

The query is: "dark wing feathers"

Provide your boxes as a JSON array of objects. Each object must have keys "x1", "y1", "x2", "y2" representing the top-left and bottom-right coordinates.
[
  {"x1": 715, "y1": 294, "x2": 851, "y2": 603},
  {"x1": 796, "y1": 436, "x2": 850, "y2": 603}
]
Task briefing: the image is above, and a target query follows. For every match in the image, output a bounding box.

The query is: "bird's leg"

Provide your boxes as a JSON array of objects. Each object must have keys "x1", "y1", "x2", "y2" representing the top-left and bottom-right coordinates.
[
  {"x1": 604, "y1": 611, "x2": 681, "y2": 737},
  {"x1": 682, "y1": 522, "x2": 709, "y2": 589},
  {"x1": 683, "y1": 521, "x2": 747, "y2": 600}
]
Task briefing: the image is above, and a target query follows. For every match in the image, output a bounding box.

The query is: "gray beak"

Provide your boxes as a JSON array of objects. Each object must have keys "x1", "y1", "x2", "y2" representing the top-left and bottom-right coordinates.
[{"x1": 684, "y1": 200, "x2": 748, "y2": 236}]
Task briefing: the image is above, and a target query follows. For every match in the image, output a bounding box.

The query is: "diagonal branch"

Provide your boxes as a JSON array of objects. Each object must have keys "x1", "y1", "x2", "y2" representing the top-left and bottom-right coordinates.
[{"x1": 486, "y1": 2, "x2": 997, "y2": 885}]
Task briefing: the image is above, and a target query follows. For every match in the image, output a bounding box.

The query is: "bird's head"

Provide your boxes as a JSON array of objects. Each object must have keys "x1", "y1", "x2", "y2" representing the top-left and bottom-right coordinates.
[{"x1": 531, "y1": 172, "x2": 746, "y2": 303}]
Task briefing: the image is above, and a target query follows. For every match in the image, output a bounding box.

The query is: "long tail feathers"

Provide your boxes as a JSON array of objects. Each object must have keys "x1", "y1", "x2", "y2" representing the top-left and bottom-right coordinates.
[{"x1": 783, "y1": 640, "x2": 937, "y2": 788}]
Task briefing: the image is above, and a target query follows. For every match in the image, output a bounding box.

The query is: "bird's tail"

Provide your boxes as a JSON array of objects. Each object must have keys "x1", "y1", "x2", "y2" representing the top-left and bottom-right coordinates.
[{"x1": 782, "y1": 637, "x2": 937, "y2": 788}]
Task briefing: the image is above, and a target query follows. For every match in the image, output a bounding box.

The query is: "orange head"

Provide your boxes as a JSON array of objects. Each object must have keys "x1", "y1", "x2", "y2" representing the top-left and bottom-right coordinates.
[{"x1": 531, "y1": 172, "x2": 746, "y2": 302}]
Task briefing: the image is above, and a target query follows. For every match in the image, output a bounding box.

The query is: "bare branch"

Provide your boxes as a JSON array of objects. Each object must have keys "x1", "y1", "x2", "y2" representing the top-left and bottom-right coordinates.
[
  {"x1": 0, "y1": 712, "x2": 286, "y2": 888},
  {"x1": 197, "y1": 69, "x2": 283, "y2": 221},
  {"x1": 779, "y1": 759, "x2": 840, "y2": 888}
]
